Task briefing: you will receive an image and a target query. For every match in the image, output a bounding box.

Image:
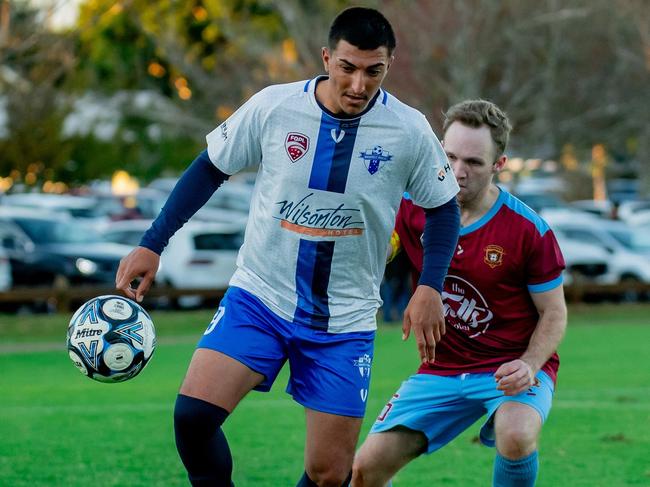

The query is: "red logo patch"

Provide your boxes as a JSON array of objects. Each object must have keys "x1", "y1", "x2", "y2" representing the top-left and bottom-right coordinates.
[{"x1": 285, "y1": 132, "x2": 309, "y2": 162}]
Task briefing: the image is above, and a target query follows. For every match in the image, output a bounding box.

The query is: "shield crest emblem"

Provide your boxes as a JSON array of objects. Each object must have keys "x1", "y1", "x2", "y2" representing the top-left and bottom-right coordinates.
[
  {"x1": 484, "y1": 245, "x2": 505, "y2": 268},
  {"x1": 285, "y1": 132, "x2": 309, "y2": 162}
]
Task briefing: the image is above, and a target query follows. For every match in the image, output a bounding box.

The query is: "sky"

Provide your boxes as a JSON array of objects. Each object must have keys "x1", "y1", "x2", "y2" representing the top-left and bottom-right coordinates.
[{"x1": 29, "y1": 0, "x2": 81, "y2": 29}]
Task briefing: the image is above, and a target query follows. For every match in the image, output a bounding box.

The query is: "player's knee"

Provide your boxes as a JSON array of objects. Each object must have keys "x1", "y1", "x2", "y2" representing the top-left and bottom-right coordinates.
[
  {"x1": 174, "y1": 394, "x2": 228, "y2": 440},
  {"x1": 305, "y1": 461, "x2": 351, "y2": 487},
  {"x1": 351, "y1": 450, "x2": 374, "y2": 485},
  {"x1": 496, "y1": 424, "x2": 538, "y2": 459}
]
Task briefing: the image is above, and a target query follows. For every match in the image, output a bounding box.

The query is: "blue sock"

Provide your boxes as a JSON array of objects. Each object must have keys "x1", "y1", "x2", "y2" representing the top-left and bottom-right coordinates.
[
  {"x1": 493, "y1": 451, "x2": 538, "y2": 487},
  {"x1": 174, "y1": 394, "x2": 234, "y2": 486}
]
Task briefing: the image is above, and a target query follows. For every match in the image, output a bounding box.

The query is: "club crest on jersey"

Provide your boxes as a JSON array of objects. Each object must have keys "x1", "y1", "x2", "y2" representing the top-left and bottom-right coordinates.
[
  {"x1": 359, "y1": 146, "x2": 392, "y2": 175},
  {"x1": 285, "y1": 132, "x2": 310, "y2": 162},
  {"x1": 484, "y1": 245, "x2": 505, "y2": 268}
]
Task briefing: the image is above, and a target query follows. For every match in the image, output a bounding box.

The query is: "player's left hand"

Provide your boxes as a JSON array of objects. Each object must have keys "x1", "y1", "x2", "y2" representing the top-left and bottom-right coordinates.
[
  {"x1": 494, "y1": 359, "x2": 537, "y2": 396},
  {"x1": 402, "y1": 285, "x2": 445, "y2": 364}
]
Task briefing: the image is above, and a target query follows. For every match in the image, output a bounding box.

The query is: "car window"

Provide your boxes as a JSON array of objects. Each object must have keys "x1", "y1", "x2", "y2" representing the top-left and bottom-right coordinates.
[
  {"x1": 561, "y1": 228, "x2": 602, "y2": 245},
  {"x1": 193, "y1": 232, "x2": 244, "y2": 251},
  {"x1": 13, "y1": 217, "x2": 103, "y2": 244},
  {"x1": 610, "y1": 227, "x2": 650, "y2": 253}
]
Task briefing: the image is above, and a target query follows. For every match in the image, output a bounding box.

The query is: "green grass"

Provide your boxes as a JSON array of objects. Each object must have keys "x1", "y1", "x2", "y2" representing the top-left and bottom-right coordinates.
[{"x1": 1, "y1": 304, "x2": 649, "y2": 486}]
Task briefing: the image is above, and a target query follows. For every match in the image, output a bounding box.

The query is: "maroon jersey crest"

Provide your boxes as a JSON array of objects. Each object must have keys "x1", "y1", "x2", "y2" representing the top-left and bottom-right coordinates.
[
  {"x1": 285, "y1": 132, "x2": 309, "y2": 162},
  {"x1": 484, "y1": 245, "x2": 505, "y2": 268}
]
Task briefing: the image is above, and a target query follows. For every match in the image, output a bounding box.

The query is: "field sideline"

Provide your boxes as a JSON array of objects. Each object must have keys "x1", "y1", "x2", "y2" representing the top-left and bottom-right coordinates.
[{"x1": 1, "y1": 304, "x2": 649, "y2": 486}]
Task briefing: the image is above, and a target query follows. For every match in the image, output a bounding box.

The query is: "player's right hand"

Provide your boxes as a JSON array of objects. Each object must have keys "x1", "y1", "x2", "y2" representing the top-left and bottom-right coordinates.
[
  {"x1": 402, "y1": 285, "x2": 446, "y2": 364},
  {"x1": 115, "y1": 246, "x2": 160, "y2": 303}
]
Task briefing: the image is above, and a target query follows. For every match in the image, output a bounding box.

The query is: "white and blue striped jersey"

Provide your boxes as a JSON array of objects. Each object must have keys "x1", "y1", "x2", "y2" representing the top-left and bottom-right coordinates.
[{"x1": 206, "y1": 77, "x2": 459, "y2": 333}]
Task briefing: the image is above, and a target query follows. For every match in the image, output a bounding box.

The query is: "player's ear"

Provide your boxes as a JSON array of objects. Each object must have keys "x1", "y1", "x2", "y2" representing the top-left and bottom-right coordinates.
[
  {"x1": 493, "y1": 155, "x2": 507, "y2": 173},
  {"x1": 321, "y1": 47, "x2": 331, "y2": 73}
]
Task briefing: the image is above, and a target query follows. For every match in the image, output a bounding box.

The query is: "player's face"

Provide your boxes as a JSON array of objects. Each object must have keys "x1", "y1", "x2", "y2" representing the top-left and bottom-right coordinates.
[
  {"x1": 443, "y1": 122, "x2": 506, "y2": 206},
  {"x1": 319, "y1": 40, "x2": 393, "y2": 116}
]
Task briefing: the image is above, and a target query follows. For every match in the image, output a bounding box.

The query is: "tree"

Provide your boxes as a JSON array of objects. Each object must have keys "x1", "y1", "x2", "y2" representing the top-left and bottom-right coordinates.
[{"x1": 0, "y1": 1, "x2": 77, "y2": 187}]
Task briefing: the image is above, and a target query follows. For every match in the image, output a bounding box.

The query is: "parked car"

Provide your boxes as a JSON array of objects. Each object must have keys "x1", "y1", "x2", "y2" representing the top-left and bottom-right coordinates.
[
  {"x1": 100, "y1": 219, "x2": 244, "y2": 307},
  {"x1": 0, "y1": 192, "x2": 139, "y2": 231},
  {"x1": 0, "y1": 207, "x2": 132, "y2": 288},
  {"x1": 0, "y1": 246, "x2": 11, "y2": 292},
  {"x1": 616, "y1": 199, "x2": 650, "y2": 226},
  {"x1": 554, "y1": 235, "x2": 611, "y2": 286},
  {"x1": 148, "y1": 177, "x2": 253, "y2": 213},
  {"x1": 545, "y1": 212, "x2": 650, "y2": 293},
  {"x1": 134, "y1": 187, "x2": 248, "y2": 226}
]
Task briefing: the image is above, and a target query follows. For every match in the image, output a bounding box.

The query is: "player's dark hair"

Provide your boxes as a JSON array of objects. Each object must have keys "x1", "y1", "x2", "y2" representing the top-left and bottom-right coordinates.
[
  {"x1": 328, "y1": 7, "x2": 396, "y2": 54},
  {"x1": 443, "y1": 100, "x2": 512, "y2": 159}
]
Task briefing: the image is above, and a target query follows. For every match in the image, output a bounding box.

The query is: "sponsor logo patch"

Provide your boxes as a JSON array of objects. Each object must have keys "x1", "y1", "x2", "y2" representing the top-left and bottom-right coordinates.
[{"x1": 285, "y1": 132, "x2": 309, "y2": 162}]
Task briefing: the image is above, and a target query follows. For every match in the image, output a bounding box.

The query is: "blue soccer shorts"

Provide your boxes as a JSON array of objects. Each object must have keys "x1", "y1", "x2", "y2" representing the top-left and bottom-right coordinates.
[
  {"x1": 197, "y1": 286, "x2": 375, "y2": 418},
  {"x1": 370, "y1": 371, "x2": 555, "y2": 453}
]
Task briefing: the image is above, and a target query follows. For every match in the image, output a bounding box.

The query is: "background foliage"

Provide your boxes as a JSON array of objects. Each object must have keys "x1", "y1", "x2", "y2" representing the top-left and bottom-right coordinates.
[{"x1": 0, "y1": 0, "x2": 648, "y2": 190}]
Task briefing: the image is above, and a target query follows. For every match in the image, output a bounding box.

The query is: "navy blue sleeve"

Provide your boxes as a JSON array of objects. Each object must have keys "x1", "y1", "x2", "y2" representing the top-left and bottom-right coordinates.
[
  {"x1": 418, "y1": 197, "x2": 460, "y2": 292},
  {"x1": 139, "y1": 150, "x2": 230, "y2": 255}
]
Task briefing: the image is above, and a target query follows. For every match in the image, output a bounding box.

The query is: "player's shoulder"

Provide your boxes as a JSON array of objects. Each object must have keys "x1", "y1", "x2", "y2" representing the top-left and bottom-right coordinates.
[
  {"x1": 249, "y1": 80, "x2": 310, "y2": 108},
  {"x1": 379, "y1": 91, "x2": 432, "y2": 132},
  {"x1": 499, "y1": 190, "x2": 552, "y2": 237}
]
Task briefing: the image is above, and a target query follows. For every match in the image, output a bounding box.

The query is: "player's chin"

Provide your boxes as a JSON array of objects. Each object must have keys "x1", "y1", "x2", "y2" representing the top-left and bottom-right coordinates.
[{"x1": 341, "y1": 97, "x2": 368, "y2": 114}]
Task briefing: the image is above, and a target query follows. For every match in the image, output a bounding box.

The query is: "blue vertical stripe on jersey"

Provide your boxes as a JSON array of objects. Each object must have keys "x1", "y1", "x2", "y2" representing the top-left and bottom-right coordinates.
[
  {"x1": 309, "y1": 113, "x2": 360, "y2": 194},
  {"x1": 294, "y1": 239, "x2": 335, "y2": 329}
]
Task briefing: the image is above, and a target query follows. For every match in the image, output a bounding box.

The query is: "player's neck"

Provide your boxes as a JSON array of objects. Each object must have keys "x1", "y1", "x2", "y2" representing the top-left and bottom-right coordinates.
[{"x1": 459, "y1": 185, "x2": 500, "y2": 227}]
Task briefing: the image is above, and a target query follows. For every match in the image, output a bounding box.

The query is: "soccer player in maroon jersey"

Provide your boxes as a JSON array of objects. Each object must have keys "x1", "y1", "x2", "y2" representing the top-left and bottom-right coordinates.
[{"x1": 352, "y1": 100, "x2": 568, "y2": 487}]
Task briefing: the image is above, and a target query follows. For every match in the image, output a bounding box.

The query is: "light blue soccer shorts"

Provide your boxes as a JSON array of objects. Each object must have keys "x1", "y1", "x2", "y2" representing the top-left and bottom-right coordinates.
[
  {"x1": 370, "y1": 371, "x2": 555, "y2": 453},
  {"x1": 197, "y1": 286, "x2": 375, "y2": 418}
]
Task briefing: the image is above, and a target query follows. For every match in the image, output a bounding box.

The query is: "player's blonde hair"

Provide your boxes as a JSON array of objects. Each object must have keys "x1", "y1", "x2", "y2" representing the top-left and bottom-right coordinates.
[{"x1": 443, "y1": 100, "x2": 512, "y2": 159}]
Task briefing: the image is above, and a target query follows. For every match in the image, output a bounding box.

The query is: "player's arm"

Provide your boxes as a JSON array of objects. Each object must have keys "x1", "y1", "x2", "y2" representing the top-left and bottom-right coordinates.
[
  {"x1": 115, "y1": 150, "x2": 230, "y2": 302},
  {"x1": 495, "y1": 285, "x2": 567, "y2": 396},
  {"x1": 402, "y1": 197, "x2": 460, "y2": 364}
]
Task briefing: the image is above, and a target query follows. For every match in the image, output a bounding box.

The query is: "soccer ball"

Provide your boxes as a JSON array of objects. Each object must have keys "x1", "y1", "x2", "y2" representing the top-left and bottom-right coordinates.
[{"x1": 67, "y1": 295, "x2": 156, "y2": 383}]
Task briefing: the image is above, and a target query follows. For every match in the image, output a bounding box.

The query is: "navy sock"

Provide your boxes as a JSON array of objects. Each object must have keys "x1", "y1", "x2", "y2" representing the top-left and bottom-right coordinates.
[
  {"x1": 296, "y1": 470, "x2": 352, "y2": 486},
  {"x1": 493, "y1": 451, "x2": 539, "y2": 487},
  {"x1": 174, "y1": 394, "x2": 234, "y2": 487}
]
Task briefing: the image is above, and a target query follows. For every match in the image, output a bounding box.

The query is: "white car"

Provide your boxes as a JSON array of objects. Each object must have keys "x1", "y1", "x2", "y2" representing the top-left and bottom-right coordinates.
[
  {"x1": 100, "y1": 219, "x2": 245, "y2": 306},
  {"x1": 554, "y1": 235, "x2": 611, "y2": 286},
  {"x1": 545, "y1": 212, "x2": 650, "y2": 286}
]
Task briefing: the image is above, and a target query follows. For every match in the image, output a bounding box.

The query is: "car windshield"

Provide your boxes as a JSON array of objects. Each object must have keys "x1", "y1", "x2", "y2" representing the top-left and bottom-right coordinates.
[
  {"x1": 608, "y1": 227, "x2": 650, "y2": 253},
  {"x1": 13, "y1": 218, "x2": 104, "y2": 244}
]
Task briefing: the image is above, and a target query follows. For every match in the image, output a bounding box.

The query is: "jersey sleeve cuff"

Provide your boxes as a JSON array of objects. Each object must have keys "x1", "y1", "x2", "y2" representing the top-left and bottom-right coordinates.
[{"x1": 527, "y1": 275, "x2": 563, "y2": 293}]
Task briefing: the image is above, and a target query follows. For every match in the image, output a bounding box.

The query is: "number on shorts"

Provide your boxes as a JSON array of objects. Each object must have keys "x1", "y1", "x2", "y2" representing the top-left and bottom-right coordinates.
[
  {"x1": 204, "y1": 306, "x2": 226, "y2": 335},
  {"x1": 377, "y1": 393, "x2": 400, "y2": 422}
]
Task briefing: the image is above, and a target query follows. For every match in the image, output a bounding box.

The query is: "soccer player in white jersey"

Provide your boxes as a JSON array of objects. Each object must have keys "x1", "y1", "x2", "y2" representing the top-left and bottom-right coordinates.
[{"x1": 116, "y1": 7, "x2": 460, "y2": 486}]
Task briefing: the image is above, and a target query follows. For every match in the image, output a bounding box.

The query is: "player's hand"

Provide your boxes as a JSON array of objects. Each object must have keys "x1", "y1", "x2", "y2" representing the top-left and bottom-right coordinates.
[
  {"x1": 494, "y1": 359, "x2": 537, "y2": 396},
  {"x1": 402, "y1": 285, "x2": 445, "y2": 365},
  {"x1": 115, "y1": 246, "x2": 160, "y2": 303}
]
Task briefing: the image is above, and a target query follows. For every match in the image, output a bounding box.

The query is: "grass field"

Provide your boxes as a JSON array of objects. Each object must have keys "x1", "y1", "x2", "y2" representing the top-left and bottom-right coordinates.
[{"x1": 1, "y1": 304, "x2": 649, "y2": 486}]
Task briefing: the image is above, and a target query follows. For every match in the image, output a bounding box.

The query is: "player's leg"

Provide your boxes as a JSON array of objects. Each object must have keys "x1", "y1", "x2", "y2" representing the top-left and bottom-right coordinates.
[
  {"x1": 492, "y1": 402, "x2": 542, "y2": 487},
  {"x1": 174, "y1": 287, "x2": 290, "y2": 486},
  {"x1": 478, "y1": 371, "x2": 555, "y2": 487},
  {"x1": 175, "y1": 349, "x2": 265, "y2": 486},
  {"x1": 297, "y1": 409, "x2": 363, "y2": 486},
  {"x1": 352, "y1": 428, "x2": 427, "y2": 487},
  {"x1": 355, "y1": 373, "x2": 486, "y2": 486},
  {"x1": 289, "y1": 328, "x2": 375, "y2": 486}
]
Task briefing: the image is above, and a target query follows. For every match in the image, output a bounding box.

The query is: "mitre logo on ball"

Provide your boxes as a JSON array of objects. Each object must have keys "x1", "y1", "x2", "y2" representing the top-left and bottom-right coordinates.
[{"x1": 285, "y1": 132, "x2": 309, "y2": 162}]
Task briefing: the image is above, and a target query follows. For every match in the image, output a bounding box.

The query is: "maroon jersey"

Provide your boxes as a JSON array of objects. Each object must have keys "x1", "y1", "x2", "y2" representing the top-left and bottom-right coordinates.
[{"x1": 395, "y1": 190, "x2": 565, "y2": 382}]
